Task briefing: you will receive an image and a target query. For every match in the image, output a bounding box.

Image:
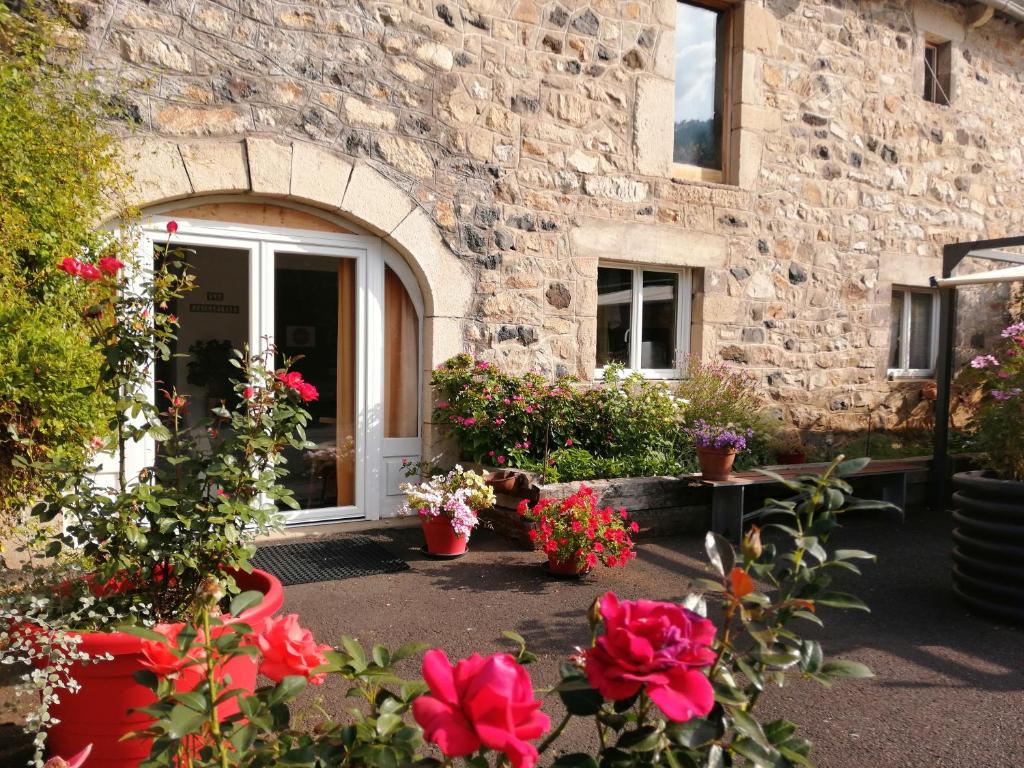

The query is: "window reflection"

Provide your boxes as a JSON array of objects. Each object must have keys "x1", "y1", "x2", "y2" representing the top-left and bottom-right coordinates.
[
  {"x1": 596, "y1": 267, "x2": 632, "y2": 367},
  {"x1": 674, "y1": 2, "x2": 726, "y2": 170},
  {"x1": 641, "y1": 272, "x2": 678, "y2": 369}
]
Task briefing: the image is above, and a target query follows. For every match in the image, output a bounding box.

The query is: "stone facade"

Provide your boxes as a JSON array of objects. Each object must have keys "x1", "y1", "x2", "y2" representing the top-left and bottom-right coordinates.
[{"x1": 68, "y1": 0, "x2": 1024, "y2": 435}]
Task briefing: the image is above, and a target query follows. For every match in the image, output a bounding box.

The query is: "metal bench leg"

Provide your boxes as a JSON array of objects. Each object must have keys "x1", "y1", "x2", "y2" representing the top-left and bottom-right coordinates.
[
  {"x1": 711, "y1": 486, "x2": 746, "y2": 541},
  {"x1": 881, "y1": 475, "x2": 907, "y2": 511}
]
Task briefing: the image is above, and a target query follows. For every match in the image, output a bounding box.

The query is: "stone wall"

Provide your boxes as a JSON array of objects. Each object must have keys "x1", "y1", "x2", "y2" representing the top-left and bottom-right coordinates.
[{"x1": 68, "y1": 0, "x2": 1024, "y2": 433}]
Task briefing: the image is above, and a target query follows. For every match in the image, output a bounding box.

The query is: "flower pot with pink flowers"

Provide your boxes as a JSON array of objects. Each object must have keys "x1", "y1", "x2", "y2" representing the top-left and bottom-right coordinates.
[
  {"x1": 686, "y1": 420, "x2": 755, "y2": 481},
  {"x1": 117, "y1": 458, "x2": 882, "y2": 768},
  {"x1": 401, "y1": 465, "x2": 496, "y2": 556},
  {"x1": 0, "y1": 224, "x2": 319, "y2": 767},
  {"x1": 517, "y1": 485, "x2": 638, "y2": 576}
]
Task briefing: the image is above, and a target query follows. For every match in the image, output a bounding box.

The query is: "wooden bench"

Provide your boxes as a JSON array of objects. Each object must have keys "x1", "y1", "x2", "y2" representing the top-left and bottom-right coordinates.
[{"x1": 702, "y1": 459, "x2": 918, "y2": 540}]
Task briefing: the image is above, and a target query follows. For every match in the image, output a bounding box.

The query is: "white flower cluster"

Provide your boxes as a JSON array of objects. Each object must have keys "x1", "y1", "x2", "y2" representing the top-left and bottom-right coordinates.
[{"x1": 399, "y1": 465, "x2": 496, "y2": 539}]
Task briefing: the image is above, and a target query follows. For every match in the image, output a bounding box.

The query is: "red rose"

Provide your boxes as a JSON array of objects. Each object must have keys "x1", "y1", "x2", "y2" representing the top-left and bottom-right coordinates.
[
  {"x1": 58, "y1": 257, "x2": 83, "y2": 277},
  {"x1": 252, "y1": 614, "x2": 330, "y2": 685},
  {"x1": 98, "y1": 256, "x2": 125, "y2": 275},
  {"x1": 79, "y1": 263, "x2": 102, "y2": 281},
  {"x1": 166, "y1": 220, "x2": 178, "y2": 233},
  {"x1": 139, "y1": 623, "x2": 205, "y2": 686},
  {"x1": 585, "y1": 592, "x2": 716, "y2": 722},
  {"x1": 296, "y1": 381, "x2": 319, "y2": 402},
  {"x1": 413, "y1": 649, "x2": 550, "y2": 768}
]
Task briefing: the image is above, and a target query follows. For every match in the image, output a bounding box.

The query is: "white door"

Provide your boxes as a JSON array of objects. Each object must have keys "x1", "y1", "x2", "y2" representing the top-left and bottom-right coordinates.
[{"x1": 136, "y1": 206, "x2": 423, "y2": 525}]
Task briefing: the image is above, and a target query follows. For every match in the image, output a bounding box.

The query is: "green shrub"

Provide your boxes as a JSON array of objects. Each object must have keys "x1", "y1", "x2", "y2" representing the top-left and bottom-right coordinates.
[
  {"x1": 0, "y1": 6, "x2": 131, "y2": 534},
  {"x1": 431, "y1": 356, "x2": 780, "y2": 482}
]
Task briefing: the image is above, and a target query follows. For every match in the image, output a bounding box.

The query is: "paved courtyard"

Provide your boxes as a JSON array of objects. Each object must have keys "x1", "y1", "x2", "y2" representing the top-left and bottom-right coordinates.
[{"x1": 286, "y1": 509, "x2": 1024, "y2": 768}]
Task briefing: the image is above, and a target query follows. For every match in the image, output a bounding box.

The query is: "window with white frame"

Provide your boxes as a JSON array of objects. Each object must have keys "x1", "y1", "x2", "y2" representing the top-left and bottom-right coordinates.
[
  {"x1": 595, "y1": 265, "x2": 692, "y2": 377},
  {"x1": 888, "y1": 287, "x2": 938, "y2": 377}
]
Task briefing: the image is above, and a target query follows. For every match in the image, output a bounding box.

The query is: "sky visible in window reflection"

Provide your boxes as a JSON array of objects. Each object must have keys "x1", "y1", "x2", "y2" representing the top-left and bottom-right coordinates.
[{"x1": 674, "y1": 3, "x2": 717, "y2": 124}]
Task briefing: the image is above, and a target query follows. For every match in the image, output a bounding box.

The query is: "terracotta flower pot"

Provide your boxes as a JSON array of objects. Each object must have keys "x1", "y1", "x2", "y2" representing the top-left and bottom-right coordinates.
[
  {"x1": 485, "y1": 470, "x2": 520, "y2": 493},
  {"x1": 697, "y1": 446, "x2": 737, "y2": 481},
  {"x1": 43, "y1": 568, "x2": 284, "y2": 768},
  {"x1": 421, "y1": 515, "x2": 469, "y2": 556},
  {"x1": 546, "y1": 553, "x2": 591, "y2": 577}
]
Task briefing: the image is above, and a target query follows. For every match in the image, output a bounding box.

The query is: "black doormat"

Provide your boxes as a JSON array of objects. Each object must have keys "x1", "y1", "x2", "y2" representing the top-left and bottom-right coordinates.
[{"x1": 252, "y1": 536, "x2": 410, "y2": 586}]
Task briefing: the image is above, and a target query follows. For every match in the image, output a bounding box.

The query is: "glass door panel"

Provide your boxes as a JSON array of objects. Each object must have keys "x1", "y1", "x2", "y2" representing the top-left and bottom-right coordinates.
[
  {"x1": 155, "y1": 244, "x2": 251, "y2": 430},
  {"x1": 384, "y1": 266, "x2": 419, "y2": 438},
  {"x1": 274, "y1": 252, "x2": 357, "y2": 512}
]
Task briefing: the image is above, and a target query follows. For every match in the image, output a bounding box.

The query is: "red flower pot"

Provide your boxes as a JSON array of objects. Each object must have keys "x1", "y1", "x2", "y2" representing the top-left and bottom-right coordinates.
[
  {"x1": 421, "y1": 515, "x2": 468, "y2": 556},
  {"x1": 485, "y1": 470, "x2": 520, "y2": 493},
  {"x1": 546, "y1": 553, "x2": 591, "y2": 577},
  {"x1": 43, "y1": 568, "x2": 283, "y2": 768},
  {"x1": 697, "y1": 446, "x2": 737, "y2": 481}
]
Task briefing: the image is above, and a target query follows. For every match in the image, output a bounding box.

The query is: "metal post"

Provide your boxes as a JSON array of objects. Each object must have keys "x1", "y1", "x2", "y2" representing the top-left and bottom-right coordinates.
[{"x1": 931, "y1": 282, "x2": 957, "y2": 511}]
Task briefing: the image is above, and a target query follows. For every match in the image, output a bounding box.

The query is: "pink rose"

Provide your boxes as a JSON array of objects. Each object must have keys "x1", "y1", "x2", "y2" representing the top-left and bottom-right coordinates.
[
  {"x1": 43, "y1": 744, "x2": 91, "y2": 768},
  {"x1": 585, "y1": 592, "x2": 716, "y2": 722},
  {"x1": 413, "y1": 650, "x2": 550, "y2": 768},
  {"x1": 98, "y1": 256, "x2": 125, "y2": 275},
  {"x1": 139, "y1": 623, "x2": 205, "y2": 686},
  {"x1": 252, "y1": 614, "x2": 330, "y2": 685}
]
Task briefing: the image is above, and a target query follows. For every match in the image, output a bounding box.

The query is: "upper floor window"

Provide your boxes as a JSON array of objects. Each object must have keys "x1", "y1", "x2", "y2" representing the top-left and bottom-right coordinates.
[
  {"x1": 596, "y1": 265, "x2": 692, "y2": 378},
  {"x1": 923, "y1": 39, "x2": 951, "y2": 105},
  {"x1": 673, "y1": 1, "x2": 731, "y2": 183},
  {"x1": 888, "y1": 287, "x2": 938, "y2": 378}
]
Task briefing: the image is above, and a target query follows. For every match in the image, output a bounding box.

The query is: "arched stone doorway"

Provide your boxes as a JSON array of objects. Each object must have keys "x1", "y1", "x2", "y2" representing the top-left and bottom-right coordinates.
[{"x1": 112, "y1": 137, "x2": 474, "y2": 522}]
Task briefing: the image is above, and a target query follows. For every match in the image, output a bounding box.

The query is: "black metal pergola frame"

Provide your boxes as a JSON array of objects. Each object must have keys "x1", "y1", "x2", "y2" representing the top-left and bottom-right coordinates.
[{"x1": 932, "y1": 234, "x2": 1024, "y2": 510}]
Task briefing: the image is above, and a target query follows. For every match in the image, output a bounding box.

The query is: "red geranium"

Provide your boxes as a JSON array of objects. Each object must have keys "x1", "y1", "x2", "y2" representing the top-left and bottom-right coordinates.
[
  {"x1": 412, "y1": 649, "x2": 550, "y2": 768},
  {"x1": 518, "y1": 486, "x2": 636, "y2": 571},
  {"x1": 585, "y1": 592, "x2": 716, "y2": 723}
]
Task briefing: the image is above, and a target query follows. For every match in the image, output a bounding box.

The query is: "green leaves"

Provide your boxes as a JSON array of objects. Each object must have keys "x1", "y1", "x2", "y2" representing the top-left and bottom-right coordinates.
[
  {"x1": 557, "y1": 664, "x2": 604, "y2": 716},
  {"x1": 705, "y1": 532, "x2": 735, "y2": 577},
  {"x1": 502, "y1": 630, "x2": 538, "y2": 664}
]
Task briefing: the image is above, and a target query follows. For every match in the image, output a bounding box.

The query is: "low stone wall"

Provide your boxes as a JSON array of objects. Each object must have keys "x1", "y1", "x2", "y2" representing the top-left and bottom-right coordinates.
[
  {"x1": 483, "y1": 475, "x2": 714, "y2": 549},
  {"x1": 483, "y1": 458, "x2": 941, "y2": 550}
]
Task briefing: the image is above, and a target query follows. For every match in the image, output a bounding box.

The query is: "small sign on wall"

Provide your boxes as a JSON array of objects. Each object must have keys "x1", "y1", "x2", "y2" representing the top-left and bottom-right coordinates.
[
  {"x1": 188, "y1": 303, "x2": 240, "y2": 314},
  {"x1": 286, "y1": 325, "x2": 316, "y2": 348}
]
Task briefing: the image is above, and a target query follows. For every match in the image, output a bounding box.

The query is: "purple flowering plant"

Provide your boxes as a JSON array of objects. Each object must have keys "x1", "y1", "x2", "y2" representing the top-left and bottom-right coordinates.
[
  {"x1": 686, "y1": 419, "x2": 755, "y2": 452},
  {"x1": 963, "y1": 321, "x2": 1024, "y2": 480}
]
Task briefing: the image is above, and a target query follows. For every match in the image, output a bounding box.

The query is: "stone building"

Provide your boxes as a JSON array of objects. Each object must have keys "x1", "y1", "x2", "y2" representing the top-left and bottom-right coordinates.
[{"x1": 65, "y1": 0, "x2": 1023, "y2": 521}]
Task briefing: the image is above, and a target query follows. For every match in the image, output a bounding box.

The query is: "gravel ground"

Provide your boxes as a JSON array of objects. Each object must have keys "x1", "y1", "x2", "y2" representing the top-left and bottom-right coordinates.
[
  {"x1": 2, "y1": 509, "x2": 1021, "y2": 767},
  {"x1": 284, "y1": 509, "x2": 1024, "y2": 768}
]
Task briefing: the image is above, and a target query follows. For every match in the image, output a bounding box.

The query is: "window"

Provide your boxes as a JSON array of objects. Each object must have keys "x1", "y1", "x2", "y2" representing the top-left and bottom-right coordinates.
[
  {"x1": 596, "y1": 265, "x2": 692, "y2": 376},
  {"x1": 923, "y1": 40, "x2": 951, "y2": 105},
  {"x1": 888, "y1": 287, "x2": 938, "y2": 377},
  {"x1": 673, "y1": 1, "x2": 731, "y2": 182}
]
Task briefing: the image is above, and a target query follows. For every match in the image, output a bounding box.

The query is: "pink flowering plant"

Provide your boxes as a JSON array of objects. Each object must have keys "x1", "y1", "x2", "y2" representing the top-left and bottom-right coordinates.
[
  {"x1": 400, "y1": 465, "x2": 496, "y2": 538},
  {"x1": 517, "y1": 485, "x2": 638, "y2": 571},
  {"x1": 131, "y1": 457, "x2": 881, "y2": 768},
  {"x1": 963, "y1": 321, "x2": 1024, "y2": 479}
]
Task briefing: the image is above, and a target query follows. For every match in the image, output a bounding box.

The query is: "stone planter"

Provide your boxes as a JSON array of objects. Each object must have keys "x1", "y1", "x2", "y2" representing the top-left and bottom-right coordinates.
[{"x1": 951, "y1": 470, "x2": 1024, "y2": 623}]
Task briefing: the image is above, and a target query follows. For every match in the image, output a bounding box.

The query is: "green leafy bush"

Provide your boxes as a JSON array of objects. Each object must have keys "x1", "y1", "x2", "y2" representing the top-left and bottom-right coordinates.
[
  {"x1": 431, "y1": 356, "x2": 776, "y2": 482},
  {"x1": 0, "y1": 6, "x2": 131, "y2": 535}
]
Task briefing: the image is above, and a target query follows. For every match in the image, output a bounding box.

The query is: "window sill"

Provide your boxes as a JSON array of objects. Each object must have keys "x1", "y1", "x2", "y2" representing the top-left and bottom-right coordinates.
[
  {"x1": 671, "y1": 163, "x2": 726, "y2": 185},
  {"x1": 595, "y1": 367, "x2": 681, "y2": 381},
  {"x1": 887, "y1": 370, "x2": 936, "y2": 381}
]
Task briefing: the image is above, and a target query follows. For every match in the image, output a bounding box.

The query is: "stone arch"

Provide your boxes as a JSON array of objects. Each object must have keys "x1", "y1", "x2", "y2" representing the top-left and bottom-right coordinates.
[{"x1": 113, "y1": 135, "x2": 472, "y2": 369}]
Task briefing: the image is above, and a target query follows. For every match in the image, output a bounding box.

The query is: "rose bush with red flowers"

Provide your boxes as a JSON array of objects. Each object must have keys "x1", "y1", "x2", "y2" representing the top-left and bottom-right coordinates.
[
  {"x1": 585, "y1": 592, "x2": 716, "y2": 722},
  {"x1": 251, "y1": 613, "x2": 331, "y2": 685},
  {"x1": 413, "y1": 649, "x2": 550, "y2": 768},
  {"x1": 517, "y1": 485, "x2": 636, "y2": 571}
]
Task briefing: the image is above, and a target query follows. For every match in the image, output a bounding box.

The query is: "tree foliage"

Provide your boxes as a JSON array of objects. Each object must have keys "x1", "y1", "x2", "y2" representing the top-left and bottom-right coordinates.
[{"x1": 0, "y1": 4, "x2": 132, "y2": 534}]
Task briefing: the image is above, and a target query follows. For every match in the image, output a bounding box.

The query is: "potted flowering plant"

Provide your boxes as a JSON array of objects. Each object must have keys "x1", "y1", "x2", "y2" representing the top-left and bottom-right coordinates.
[
  {"x1": 123, "y1": 458, "x2": 881, "y2": 768},
  {"x1": 686, "y1": 420, "x2": 755, "y2": 480},
  {"x1": 770, "y1": 427, "x2": 807, "y2": 465},
  {"x1": 1, "y1": 223, "x2": 316, "y2": 766},
  {"x1": 952, "y1": 321, "x2": 1024, "y2": 622},
  {"x1": 516, "y1": 485, "x2": 637, "y2": 576},
  {"x1": 401, "y1": 465, "x2": 496, "y2": 556}
]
